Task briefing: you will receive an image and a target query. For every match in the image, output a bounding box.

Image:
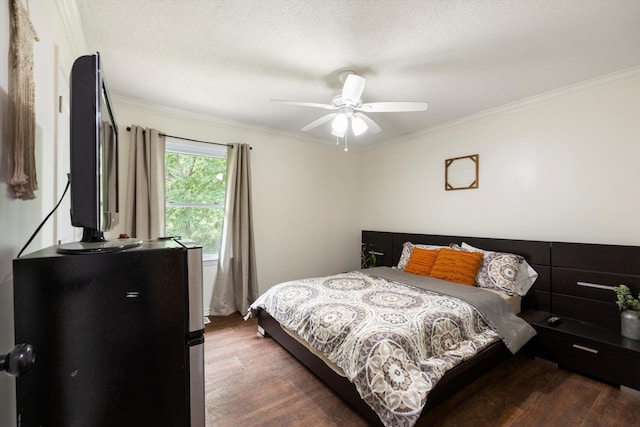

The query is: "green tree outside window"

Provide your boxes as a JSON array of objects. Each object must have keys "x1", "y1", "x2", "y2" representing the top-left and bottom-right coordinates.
[{"x1": 165, "y1": 151, "x2": 226, "y2": 256}]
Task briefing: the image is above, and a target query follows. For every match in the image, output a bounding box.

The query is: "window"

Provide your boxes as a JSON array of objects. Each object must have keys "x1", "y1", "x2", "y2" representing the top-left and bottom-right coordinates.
[{"x1": 165, "y1": 138, "x2": 226, "y2": 259}]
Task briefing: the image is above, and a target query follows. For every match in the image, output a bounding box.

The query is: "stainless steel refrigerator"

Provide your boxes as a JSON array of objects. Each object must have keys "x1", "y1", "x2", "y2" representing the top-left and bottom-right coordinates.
[{"x1": 12, "y1": 239, "x2": 205, "y2": 427}]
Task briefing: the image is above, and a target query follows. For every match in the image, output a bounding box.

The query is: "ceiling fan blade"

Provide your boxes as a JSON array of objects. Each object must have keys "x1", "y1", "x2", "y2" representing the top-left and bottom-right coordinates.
[
  {"x1": 300, "y1": 113, "x2": 337, "y2": 131},
  {"x1": 354, "y1": 112, "x2": 382, "y2": 134},
  {"x1": 358, "y1": 101, "x2": 428, "y2": 112},
  {"x1": 272, "y1": 100, "x2": 336, "y2": 110},
  {"x1": 341, "y1": 74, "x2": 366, "y2": 105}
]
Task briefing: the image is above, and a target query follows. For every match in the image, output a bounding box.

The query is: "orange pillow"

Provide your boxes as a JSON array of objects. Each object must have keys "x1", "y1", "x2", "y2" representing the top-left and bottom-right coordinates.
[
  {"x1": 429, "y1": 248, "x2": 483, "y2": 286},
  {"x1": 404, "y1": 248, "x2": 439, "y2": 276}
]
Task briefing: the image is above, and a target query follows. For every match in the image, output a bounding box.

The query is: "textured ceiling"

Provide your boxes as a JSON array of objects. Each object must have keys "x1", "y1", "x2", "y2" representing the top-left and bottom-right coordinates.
[{"x1": 75, "y1": 0, "x2": 640, "y2": 149}]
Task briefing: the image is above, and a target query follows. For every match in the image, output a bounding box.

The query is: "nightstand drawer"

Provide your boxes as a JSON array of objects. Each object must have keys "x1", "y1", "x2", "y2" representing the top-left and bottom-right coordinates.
[{"x1": 538, "y1": 329, "x2": 640, "y2": 389}]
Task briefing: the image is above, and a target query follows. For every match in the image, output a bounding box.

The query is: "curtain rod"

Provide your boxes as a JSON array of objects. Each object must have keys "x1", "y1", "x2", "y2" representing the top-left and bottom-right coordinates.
[{"x1": 125, "y1": 127, "x2": 251, "y2": 149}]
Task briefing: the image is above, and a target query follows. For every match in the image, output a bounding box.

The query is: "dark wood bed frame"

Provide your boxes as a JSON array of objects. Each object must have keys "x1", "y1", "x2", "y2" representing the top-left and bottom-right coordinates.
[{"x1": 257, "y1": 230, "x2": 640, "y2": 426}]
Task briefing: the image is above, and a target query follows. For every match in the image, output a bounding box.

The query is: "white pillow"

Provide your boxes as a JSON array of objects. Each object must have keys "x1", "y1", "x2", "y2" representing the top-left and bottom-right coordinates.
[
  {"x1": 397, "y1": 242, "x2": 447, "y2": 270},
  {"x1": 460, "y1": 242, "x2": 538, "y2": 296}
]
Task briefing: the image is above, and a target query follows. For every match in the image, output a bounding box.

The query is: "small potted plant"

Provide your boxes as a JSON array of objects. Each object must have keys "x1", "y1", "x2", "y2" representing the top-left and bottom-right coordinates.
[
  {"x1": 614, "y1": 284, "x2": 640, "y2": 340},
  {"x1": 360, "y1": 244, "x2": 377, "y2": 269}
]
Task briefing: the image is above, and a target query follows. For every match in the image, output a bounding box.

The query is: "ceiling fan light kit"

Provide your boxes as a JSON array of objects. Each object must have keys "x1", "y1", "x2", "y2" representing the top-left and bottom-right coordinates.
[
  {"x1": 273, "y1": 71, "x2": 428, "y2": 150},
  {"x1": 351, "y1": 115, "x2": 368, "y2": 136},
  {"x1": 331, "y1": 127, "x2": 345, "y2": 138},
  {"x1": 331, "y1": 112, "x2": 349, "y2": 134}
]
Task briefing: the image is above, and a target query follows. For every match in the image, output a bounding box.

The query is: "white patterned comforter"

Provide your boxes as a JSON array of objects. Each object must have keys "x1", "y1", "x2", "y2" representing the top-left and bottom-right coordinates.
[{"x1": 248, "y1": 268, "x2": 535, "y2": 427}]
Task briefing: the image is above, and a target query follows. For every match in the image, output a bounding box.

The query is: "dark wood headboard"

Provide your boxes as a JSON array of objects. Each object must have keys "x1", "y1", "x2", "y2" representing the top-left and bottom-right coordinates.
[
  {"x1": 551, "y1": 242, "x2": 640, "y2": 329},
  {"x1": 362, "y1": 230, "x2": 640, "y2": 329}
]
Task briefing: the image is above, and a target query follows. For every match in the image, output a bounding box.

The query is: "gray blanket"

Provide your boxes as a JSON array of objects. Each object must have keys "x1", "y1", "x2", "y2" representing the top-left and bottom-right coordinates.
[{"x1": 363, "y1": 267, "x2": 536, "y2": 353}]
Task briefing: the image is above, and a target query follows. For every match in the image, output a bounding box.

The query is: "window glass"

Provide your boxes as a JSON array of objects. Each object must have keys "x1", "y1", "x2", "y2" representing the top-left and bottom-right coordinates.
[{"x1": 165, "y1": 139, "x2": 226, "y2": 257}]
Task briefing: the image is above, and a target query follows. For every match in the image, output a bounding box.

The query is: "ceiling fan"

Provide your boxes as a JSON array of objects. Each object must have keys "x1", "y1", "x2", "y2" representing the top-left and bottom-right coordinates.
[{"x1": 273, "y1": 71, "x2": 428, "y2": 142}]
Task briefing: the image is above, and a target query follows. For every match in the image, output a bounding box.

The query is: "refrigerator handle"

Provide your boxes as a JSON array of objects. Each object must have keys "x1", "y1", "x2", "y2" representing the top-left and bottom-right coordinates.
[{"x1": 1, "y1": 343, "x2": 36, "y2": 377}]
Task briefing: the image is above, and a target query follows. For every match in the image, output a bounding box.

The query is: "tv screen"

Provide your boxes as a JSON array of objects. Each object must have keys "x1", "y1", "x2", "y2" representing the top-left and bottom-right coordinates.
[{"x1": 57, "y1": 52, "x2": 140, "y2": 254}]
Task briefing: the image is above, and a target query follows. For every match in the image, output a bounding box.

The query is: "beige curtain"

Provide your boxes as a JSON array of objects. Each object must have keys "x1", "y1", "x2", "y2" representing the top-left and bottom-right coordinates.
[
  {"x1": 125, "y1": 125, "x2": 166, "y2": 240},
  {"x1": 102, "y1": 123, "x2": 118, "y2": 228},
  {"x1": 212, "y1": 143, "x2": 258, "y2": 315}
]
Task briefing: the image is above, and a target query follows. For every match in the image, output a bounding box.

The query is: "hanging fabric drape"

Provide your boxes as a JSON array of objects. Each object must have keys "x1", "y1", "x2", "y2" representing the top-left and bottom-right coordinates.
[
  {"x1": 212, "y1": 143, "x2": 258, "y2": 315},
  {"x1": 125, "y1": 125, "x2": 166, "y2": 240},
  {"x1": 9, "y1": 0, "x2": 39, "y2": 200},
  {"x1": 103, "y1": 123, "x2": 118, "y2": 229}
]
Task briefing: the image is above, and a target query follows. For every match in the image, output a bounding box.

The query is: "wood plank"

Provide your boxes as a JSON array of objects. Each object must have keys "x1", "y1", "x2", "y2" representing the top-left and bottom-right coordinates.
[
  {"x1": 552, "y1": 242, "x2": 640, "y2": 275},
  {"x1": 204, "y1": 313, "x2": 369, "y2": 427},
  {"x1": 205, "y1": 312, "x2": 640, "y2": 426}
]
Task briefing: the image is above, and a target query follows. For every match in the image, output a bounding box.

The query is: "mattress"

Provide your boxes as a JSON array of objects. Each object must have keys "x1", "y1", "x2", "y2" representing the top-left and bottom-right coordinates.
[
  {"x1": 486, "y1": 289, "x2": 522, "y2": 314},
  {"x1": 249, "y1": 268, "x2": 535, "y2": 427},
  {"x1": 271, "y1": 285, "x2": 521, "y2": 378}
]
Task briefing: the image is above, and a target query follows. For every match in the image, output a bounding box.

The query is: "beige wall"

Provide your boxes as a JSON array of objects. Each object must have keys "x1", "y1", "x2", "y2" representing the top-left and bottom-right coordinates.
[
  {"x1": 109, "y1": 98, "x2": 363, "y2": 306},
  {"x1": 0, "y1": 1, "x2": 81, "y2": 423},
  {"x1": 361, "y1": 75, "x2": 640, "y2": 246},
  {"x1": 1, "y1": 1, "x2": 639, "y2": 425},
  {"x1": 0, "y1": 3, "x2": 361, "y2": 422},
  {"x1": 1, "y1": 2, "x2": 361, "y2": 421}
]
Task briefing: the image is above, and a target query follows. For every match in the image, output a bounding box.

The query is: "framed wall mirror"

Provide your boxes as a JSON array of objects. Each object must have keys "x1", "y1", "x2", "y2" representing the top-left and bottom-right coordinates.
[{"x1": 445, "y1": 154, "x2": 479, "y2": 190}]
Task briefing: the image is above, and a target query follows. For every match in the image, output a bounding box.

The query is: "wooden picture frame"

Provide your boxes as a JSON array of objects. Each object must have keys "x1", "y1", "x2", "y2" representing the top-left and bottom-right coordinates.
[{"x1": 445, "y1": 154, "x2": 479, "y2": 190}]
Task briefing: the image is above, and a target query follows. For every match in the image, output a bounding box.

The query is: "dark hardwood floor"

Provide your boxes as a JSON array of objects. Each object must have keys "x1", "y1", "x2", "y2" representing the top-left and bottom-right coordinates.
[{"x1": 205, "y1": 312, "x2": 640, "y2": 427}]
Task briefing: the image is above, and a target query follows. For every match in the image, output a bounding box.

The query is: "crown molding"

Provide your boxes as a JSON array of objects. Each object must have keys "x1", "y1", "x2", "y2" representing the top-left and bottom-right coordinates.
[
  {"x1": 369, "y1": 65, "x2": 640, "y2": 150},
  {"x1": 56, "y1": 0, "x2": 88, "y2": 57},
  {"x1": 109, "y1": 94, "x2": 357, "y2": 149},
  {"x1": 112, "y1": 63, "x2": 640, "y2": 153}
]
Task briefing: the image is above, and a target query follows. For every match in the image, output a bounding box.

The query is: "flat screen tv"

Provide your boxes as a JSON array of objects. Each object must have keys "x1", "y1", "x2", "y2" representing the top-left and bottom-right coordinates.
[{"x1": 57, "y1": 52, "x2": 141, "y2": 254}]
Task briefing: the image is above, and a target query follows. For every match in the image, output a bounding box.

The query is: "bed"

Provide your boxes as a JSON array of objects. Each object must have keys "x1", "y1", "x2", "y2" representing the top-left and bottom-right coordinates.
[{"x1": 247, "y1": 231, "x2": 552, "y2": 426}]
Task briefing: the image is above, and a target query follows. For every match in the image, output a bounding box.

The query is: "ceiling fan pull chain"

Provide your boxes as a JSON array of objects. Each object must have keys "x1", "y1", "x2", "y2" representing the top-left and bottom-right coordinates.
[{"x1": 344, "y1": 132, "x2": 349, "y2": 152}]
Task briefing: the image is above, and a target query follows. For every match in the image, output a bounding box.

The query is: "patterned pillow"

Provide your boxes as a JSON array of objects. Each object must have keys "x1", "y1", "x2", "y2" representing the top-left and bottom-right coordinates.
[
  {"x1": 429, "y1": 248, "x2": 484, "y2": 286},
  {"x1": 404, "y1": 248, "x2": 439, "y2": 276},
  {"x1": 460, "y1": 242, "x2": 538, "y2": 296},
  {"x1": 397, "y1": 242, "x2": 447, "y2": 270}
]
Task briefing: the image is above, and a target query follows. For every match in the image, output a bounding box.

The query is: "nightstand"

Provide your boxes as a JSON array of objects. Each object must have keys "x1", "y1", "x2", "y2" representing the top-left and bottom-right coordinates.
[{"x1": 533, "y1": 315, "x2": 640, "y2": 391}]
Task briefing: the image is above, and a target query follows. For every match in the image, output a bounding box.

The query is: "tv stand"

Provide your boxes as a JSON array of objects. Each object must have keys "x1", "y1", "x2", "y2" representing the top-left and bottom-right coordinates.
[{"x1": 56, "y1": 237, "x2": 142, "y2": 254}]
